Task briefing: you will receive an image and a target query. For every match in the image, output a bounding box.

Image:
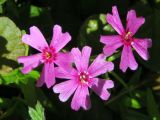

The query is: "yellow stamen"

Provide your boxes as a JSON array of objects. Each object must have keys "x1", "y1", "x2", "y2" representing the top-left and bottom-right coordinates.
[
  {"x1": 45, "y1": 52, "x2": 52, "y2": 59},
  {"x1": 124, "y1": 32, "x2": 132, "y2": 40}
]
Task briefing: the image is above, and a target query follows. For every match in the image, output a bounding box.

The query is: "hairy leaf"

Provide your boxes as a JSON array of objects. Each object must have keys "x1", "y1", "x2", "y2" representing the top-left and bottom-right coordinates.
[
  {"x1": 29, "y1": 101, "x2": 45, "y2": 120},
  {"x1": 0, "y1": 17, "x2": 28, "y2": 74}
]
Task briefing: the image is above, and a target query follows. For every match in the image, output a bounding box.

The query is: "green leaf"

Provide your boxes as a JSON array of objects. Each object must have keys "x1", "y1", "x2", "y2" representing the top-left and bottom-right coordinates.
[
  {"x1": 29, "y1": 101, "x2": 45, "y2": 120},
  {"x1": 30, "y1": 5, "x2": 43, "y2": 17},
  {"x1": 147, "y1": 89, "x2": 160, "y2": 120},
  {"x1": 123, "y1": 96, "x2": 141, "y2": 109},
  {"x1": 103, "y1": 24, "x2": 115, "y2": 32},
  {"x1": 99, "y1": 14, "x2": 107, "y2": 25},
  {"x1": 0, "y1": 17, "x2": 28, "y2": 74},
  {"x1": 0, "y1": 68, "x2": 39, "y2": 85},
  {"x1": 130, "y1": 98, "x2": 141, "y2": 109},
  {"x1": 124, "y1": 109, "x2": 150, "y2": 120},
  {"x1": 0, "y1": 5, "x2": 3, "y2": 14},
  {"x1": 0, "y1": 68, "x2": 39, "y2": 106},
  {"x1": 20, "y1": 80, "x2": 37, "y2": 106},
  {"x1": 0, "y1": 0, "x2": 6, "y2": 5},
  {"x1": 86, "y1": 19, "x2": 98, "y2": 34},
  {"x1": 78, "y1": 14, "x2": 115, "y2": 55}
]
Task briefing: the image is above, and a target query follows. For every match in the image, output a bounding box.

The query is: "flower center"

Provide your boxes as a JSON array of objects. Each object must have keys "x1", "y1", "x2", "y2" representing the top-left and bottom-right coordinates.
[
  {"x1": 42, "y1": 46, "x2": 57, "y2": 63},
  {"x1": 122, "y1": 32, "x2": 133, "y2": 45},
  {"x1": 45, "y1": 52, "x2": 52, "y2": 59},
  {"x1": 78, "y1": 71, "x2": 90, "y2": 85}
]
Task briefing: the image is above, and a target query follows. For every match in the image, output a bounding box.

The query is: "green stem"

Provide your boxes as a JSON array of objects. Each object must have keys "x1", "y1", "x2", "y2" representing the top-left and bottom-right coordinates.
[
  {"x1": 105, "y1": 79, "x2": 152, "y2": 105},
  {"x1": 107, "y1": 52, "x2": 121, "y2": 62},
  {"x1": 110, "y1": 71, "x2": 128, "y2": 89}
]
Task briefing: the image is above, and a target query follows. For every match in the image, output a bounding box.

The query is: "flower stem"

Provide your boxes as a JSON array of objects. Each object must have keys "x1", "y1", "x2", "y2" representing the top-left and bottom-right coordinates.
[
  {"x1": 105, "y1": 79, "x2": 152, "y2": 105},
  {"x1": 107, "y1": 52, "x2": 121, "y2": 61},
  {"x1": 110, "y1": 71, "x2": 128, "y2": 89}
]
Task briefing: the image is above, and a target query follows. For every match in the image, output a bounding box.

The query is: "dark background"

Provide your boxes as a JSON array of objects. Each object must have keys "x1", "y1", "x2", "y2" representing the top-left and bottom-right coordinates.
[{"x1": 0, "y1": 0, "x2": 160, "y2": 120}]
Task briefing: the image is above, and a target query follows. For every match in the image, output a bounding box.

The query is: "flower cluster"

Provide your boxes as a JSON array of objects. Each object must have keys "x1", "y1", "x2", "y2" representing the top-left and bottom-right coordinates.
[
  {"x1": 100, "y1": 6, "x2": 152, "y2": 72},
  {"x1": 18, "y1": 6, "x2": 152, "y2": 111}
]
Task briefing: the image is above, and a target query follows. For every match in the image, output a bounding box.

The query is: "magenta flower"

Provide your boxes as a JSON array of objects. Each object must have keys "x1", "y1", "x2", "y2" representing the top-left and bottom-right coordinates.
[
  {"x1": 53, "y1": 46, "x2": 114, "y2": 111},
  {"x1": 100, "y1": 6, "x2": 152, "y2": 72},
  {"x1": 18, "y1": 25, "x2": 72, "y2": 88}
]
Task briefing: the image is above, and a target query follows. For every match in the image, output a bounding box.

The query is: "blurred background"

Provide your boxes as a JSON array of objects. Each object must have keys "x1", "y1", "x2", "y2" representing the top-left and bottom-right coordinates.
[{"x1": 0, "y1": 0, "x2": 160, "y2": 120}]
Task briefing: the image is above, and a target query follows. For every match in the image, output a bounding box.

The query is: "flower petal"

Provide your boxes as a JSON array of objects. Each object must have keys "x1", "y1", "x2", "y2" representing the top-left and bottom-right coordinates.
[
  {"x1": 36, "y1": 65, "x2": 45, "y2": 87},
  {"x1": 132, "y1": 38, "x2": 152, "y2": 60},
  {"x1": 59, "y1": 80, "x2": 78, "y2": 102},
  {"x1": 88, "y1": 54, "x2": 114, "y2": 77},
  {"x1": 50, "y1": 25, "x2": 71, "y2": 52},
  {"x1": 53, "y1": 80, "x2": 76, "y2": 93},
  {"x1": 127, "y1": 10, "x2": 145, "y2": 35},
  {"x1": 37, "y1": 62, "x2": 55, "y2": 88},
  {"x1": 18, "y1": 53, "x2": 42, "y2": 74},
  {"x1": 106, "y1": 6, "x2": 125, "y2": 35},
  {"x1": 55, "y1": 52, "x2": 74, "y2": 72},
  {"x1": 53, "y1": 80, "x2": 78, "y2": 102},
  {"x1": 22, "y1": 26, "x2": 48, "y2": 52},
  {"x1": 100, "y1": 35, "x2": 123, "y2": 57},
  {"x1": 54, "y1": 67, "x2": 77, "y2": 79},
  {"x1": 100, "y1": 35, "x2": 122, "y2": 45},
  {"x1": 45, "y1": 62, "x2": 56, "y2": 88},
  {"x1": 90, "y1": 78, "x2": 114, "y2": 100},
  {"x1": 71, "y1": 85, "x2": 91, "y2": 111},
  {"x1": 103, "y1": 43, "x2": 123, "y2": 57},
  {"x1": 71, "y1": 47, "x2": 81, "y2": 71},
  {"x1": 120, "y1": 45, "x2": 138, "y2": 72},
  {"x1": 81, "y1": 46, "x2": 92, "y2": 71},
  {"x1": 71, "y1": 46, "x2": 91, "y2": 71}
]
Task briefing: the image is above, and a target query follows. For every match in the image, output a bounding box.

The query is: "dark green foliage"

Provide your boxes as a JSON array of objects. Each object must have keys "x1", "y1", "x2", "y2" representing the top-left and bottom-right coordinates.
[{"x1": 0, "y1": 0, "x2": 160, "y2": 120}]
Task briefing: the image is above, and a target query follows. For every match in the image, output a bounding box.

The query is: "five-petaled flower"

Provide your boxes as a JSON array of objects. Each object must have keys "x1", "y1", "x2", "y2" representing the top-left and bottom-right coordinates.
[
  {"x1": 100, "y1": 6, "x2": 152, "y2": 72},
  {"x1": 53, "y1": 46, "x2": 114, "y2": 111},
  {"x1": 18, "y1": 25, "x2": 72, "y2": 88}
]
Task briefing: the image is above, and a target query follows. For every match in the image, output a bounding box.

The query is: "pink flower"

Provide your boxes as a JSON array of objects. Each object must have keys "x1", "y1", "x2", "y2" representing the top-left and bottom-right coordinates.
[
  {"x1": 53, "y1": 46, "x2": 114, "y2": 111},
  {"x1": 18, "y1": 25, "x2": 72, "y2": 88},
  {"x1": 100, "y1": 6, "x2": 152, "y2": 72}
]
